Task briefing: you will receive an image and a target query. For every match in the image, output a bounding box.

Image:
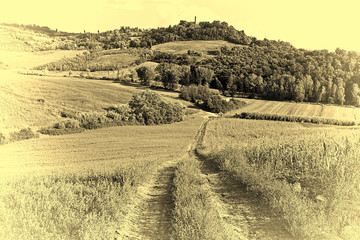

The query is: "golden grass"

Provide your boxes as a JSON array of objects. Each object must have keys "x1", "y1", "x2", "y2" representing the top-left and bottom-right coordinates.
[
  {"x1": 200, "y1": 118, "x2": 360, "y2": 239},
  {"x1": 0, "y1": 112, "x2": 206, "y2": 239},
  {"x1": 0, "y1": 50, "x2": 83, "y2": 70}
]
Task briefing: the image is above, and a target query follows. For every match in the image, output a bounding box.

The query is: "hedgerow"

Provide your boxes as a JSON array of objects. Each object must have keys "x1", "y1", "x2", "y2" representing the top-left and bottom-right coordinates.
[{"x1": 234, "y1": 112, "x2": 357, "y2": 126}]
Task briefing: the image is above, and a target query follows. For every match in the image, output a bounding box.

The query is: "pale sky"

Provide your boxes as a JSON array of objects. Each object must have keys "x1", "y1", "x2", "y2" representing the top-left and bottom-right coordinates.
[{"x1": 1, "y1": 0, "x2": 360, "y2": 52}]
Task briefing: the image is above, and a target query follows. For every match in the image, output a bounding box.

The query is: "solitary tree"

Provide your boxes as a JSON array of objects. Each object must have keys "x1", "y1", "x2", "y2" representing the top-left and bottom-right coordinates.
[{"x1": 136, "y1": 66, "x2": 155, "y2": 86}]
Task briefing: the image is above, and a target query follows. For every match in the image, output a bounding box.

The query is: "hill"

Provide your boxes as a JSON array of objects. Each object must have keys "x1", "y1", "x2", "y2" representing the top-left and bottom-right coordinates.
[{"x1": 0, "y1": 24, "x2": 77, "y2": 52}]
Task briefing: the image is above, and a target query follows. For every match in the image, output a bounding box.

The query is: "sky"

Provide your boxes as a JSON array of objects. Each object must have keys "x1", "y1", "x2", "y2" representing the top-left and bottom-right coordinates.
[{"x1": 1, "y1": 0, "x2": 360, "y2": 52}]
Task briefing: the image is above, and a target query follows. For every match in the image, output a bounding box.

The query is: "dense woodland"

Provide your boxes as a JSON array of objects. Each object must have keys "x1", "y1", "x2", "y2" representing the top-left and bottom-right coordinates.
[{"x1": 197, "y1": 40, "x2": 360, "y2": 106}]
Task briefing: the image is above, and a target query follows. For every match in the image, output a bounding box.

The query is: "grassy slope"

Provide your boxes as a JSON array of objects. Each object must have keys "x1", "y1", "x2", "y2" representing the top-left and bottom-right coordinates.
[
  {"x1": 0, "y1": 112, "x2": 205, "y2": 178},
  {"x1": 0, "y1": 50, "x2": 82, "y2": 70},
  {"x1": 227, "y1": 98, "x2": 360, "y2": 122},
  {"x1": 0, "y1": 25, "x2": 53, "y2": 52},
  {"x1": 0, "y1": 71, "x2": 140, "y2": 134},
  {"x1": 152, "y1": 40, "x2": 244, "y2": 56}
]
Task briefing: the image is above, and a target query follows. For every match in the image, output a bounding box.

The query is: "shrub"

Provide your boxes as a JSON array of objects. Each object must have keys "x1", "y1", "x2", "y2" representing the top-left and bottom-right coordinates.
[
  {"x1": 105, "y1": 104, "x2": 136, "y2": 122},
  {"x1": 42, "y1": 91, "x2": 185, "y2": 135},
  {"x1": 0, "y1": 133, "x2": 5, "y2": 145},
  {"x1": 180, "y1": 84, "x2": 211, "y2": 102},
  {"x1": 129, "y1": 90, "x2": 185, "y2": 125},
  {"x1": 53, "y1": 119, "x2": 80, "y2": 129},
  {"x1": 10, "y1": 128, "x2": 39, "y2": 142}
]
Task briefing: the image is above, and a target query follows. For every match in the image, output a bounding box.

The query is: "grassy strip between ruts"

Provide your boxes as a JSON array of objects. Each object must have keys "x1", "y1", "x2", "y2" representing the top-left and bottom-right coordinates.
[
  {"x1": 234, "y1": 112, "x2": 357, "y2": 126},
  {"x1": 172, "y1": 158, "x2": 239, "y2": 240}
]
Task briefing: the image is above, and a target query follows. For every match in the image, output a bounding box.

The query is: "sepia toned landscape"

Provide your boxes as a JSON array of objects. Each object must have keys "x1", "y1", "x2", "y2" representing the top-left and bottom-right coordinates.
[{"x1": 1, "y1": 1, "x2": 360, "y2": 239}]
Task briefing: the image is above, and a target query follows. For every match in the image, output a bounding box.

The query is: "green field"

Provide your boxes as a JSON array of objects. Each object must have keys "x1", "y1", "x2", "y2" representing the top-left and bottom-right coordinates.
[{"x1": 228, "y1": 98, "x2": 360, "y2": 122}]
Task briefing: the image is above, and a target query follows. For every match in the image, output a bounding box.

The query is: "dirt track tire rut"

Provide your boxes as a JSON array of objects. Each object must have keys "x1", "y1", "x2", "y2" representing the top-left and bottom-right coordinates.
[
  {"x1": 133, "y1": 161, "x2": 176, "y2": 240},
  {"x1": 198, "y1": 158, "x2": 295, "y2": 240}
]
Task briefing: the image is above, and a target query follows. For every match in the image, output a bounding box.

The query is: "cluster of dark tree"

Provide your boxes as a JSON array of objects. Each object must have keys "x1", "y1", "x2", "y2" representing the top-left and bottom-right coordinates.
[
  {"x1": 136, "y1": 63, "x2": 216, "y2": 90},
  {"x1": 159, "y1": 39, "x2": 360, "y2": 107},
  {"x1": 135, "y1": 65, "x2": 245, "y2": 113},
  {"x1": 138, "y1": 20, "x2": 253, "y2": 47},
  {"x1": 180, "y1": 85, "x2": 246, "y2": 113}
]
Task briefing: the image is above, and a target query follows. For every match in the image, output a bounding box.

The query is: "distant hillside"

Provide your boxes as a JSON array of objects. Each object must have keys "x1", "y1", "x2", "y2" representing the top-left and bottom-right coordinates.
[
  {"x1": 0, "y1": 24, "x2": 76, "y2": 51},
  {"x1": 0, "y1": 23, "x2": 73, "y2": 37}
]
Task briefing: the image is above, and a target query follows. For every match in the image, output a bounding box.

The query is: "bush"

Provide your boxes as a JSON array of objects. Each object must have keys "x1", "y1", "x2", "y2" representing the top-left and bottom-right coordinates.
[
  {"x1": 129, "y1": 90, "x2": 185, "y2": 125},
  {"x1": 204, "y1": 95, "x2": 246, "y2": 113},
  {"x1": 105, "y1": 104, "x2": 136, "y2": 122},
  {"x1": 10, "y1": 128, "x2": 39, "y2": 142},
  {"x1": 180, "y1": 84, "x2": 211, "y2": 102},
  {"x1": 53, "y1": 119, "x2": 81, "y2": 129},
  {"x1": 0, "y1": 133, "x2": 5, "y2": 145}
]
